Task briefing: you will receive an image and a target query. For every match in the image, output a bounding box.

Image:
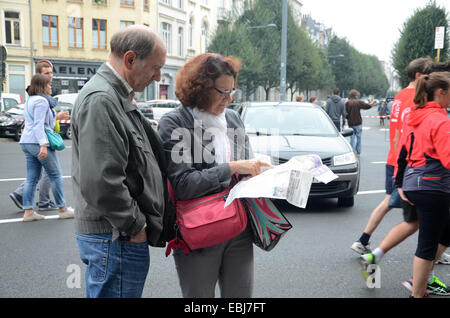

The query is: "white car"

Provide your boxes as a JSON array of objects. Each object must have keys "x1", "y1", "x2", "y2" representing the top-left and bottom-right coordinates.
[
  {"x1": 1, "y1": 93, "x2": 23, "y2": 112},
  {"x1": 53, "y1": 93, "x2": 78, "y2": 105},
  {"x1": 146, "y1": 99, "x2": 180, "y2": 121}
]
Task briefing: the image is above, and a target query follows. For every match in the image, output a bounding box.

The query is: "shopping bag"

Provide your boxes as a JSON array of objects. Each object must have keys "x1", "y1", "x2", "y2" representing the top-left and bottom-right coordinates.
[{"x1": 243, "y1": 197, "x2": 292, "y2": 251}]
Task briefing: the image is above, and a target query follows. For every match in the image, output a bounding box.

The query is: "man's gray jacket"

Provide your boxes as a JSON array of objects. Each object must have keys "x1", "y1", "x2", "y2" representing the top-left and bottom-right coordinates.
[
  {"x1": 71, "y1": 63, "x2": 168, "y2": 245},
  {"x1": 326, "y1": 95, "x2": 346, "y2": 124}
]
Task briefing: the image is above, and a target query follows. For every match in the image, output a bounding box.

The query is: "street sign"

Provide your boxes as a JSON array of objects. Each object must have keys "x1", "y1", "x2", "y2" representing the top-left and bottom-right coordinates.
[{"x1": 435, "y1": 26, "x2": 445, "y2": 49}]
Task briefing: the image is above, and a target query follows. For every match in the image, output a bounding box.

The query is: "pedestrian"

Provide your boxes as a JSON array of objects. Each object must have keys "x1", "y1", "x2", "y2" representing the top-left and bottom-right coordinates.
[
  {"x1": 71, "y1": 25, "x2": 169, "y2": 298},
  {"x1": 158, "y1": 53, "x2": 271, "y2": 298},
  {"x1": 309, "y1": 96, "x2": 318, "y2": 104},
  {"x1": 395, "y1": 72, "x2": 450, "y2": 298},
  {"x1": 9, "y1": 60, "x2": 69, "y2": 211},
  {"x1": 378, "y1": 100, "x2": 388, "y2": 127},
  {"x1": 19, "y1": 74, "x2": 74, "y2": 222},
  {"x1": 358, "y1": 61, "x2": 450, "y2": 296},
  {"x1": 325, "y1": 88, "x2": 346, "y2": 131},
  {"x1": 345, "y1": 89, "x2": 375, "y2": 155},
  {"x1": 351, "y1": 57, "x2": 432, "y2": 256}
]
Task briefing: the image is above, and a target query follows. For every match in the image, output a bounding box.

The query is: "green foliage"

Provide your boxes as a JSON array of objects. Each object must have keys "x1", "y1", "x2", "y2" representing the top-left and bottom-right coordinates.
[{"x1": 392, "y1": 1, "x2": 449, "y2": 87}]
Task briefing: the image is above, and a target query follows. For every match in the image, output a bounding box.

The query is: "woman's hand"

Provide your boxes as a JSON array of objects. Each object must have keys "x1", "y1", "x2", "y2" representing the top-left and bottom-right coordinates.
[
  {"x1": 229, "y1": 159, "x2": 273, "y2": 177},
  {"x1": 56, "y1": 111, "x2": 69, "y2": 121},
  {"x1": 398, "y1": 187, "x2": 414, "y2": 206},
  {"x1": 38, "y1": 146, "x2": 48, "y2": 161}
]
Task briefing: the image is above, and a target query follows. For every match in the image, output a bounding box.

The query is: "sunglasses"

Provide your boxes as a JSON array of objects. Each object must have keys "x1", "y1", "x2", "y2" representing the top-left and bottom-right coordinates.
[{"x1": 214, "y1": 87, "x2": 236, "y2": 98}]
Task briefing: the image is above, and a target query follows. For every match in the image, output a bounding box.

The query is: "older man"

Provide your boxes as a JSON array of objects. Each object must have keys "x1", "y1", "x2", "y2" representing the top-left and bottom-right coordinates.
[{"x1": 71, "y1": 26, "x2": 168, "y2": 298}]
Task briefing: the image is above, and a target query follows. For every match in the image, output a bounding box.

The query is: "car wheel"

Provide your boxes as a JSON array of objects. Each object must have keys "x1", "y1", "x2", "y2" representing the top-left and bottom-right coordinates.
[
  {"x1": 338, "y1": 196, "x2": 354, "y2": 207},
  {"x1": 65, "y1": 126, "x2": 72, "y2": 140},
  {"x1": 14, "y1": 124, "x2": 24, "y2": 142}
]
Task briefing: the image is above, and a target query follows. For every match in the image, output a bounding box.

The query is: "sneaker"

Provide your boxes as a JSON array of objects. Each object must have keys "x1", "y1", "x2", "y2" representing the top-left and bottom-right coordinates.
[
  {"x1": 359, "y1": 253, "x2": 376, "y2": 271},
  {"x1": 23, "y1": 212, "x2": 45, "y2": 222},
  {"x1": 436, "y1": 252, "x2": 450, "y2": 265},
  {"x1": 351, "y1": 241, "x2": 372, "y2": 255},
  {"x1": 59, "y1": 206, "x2": 75, "y2": 219},
  {"x1": 427, "y1": 276, "x2": 450, "y2": 296},
  {"x1": 37, "y1": 201, "x2": 59, "y2": 211},
  {"x1": 402, "y1": 276, "x2": 450, "y2": 296},
  {"x1": 401, "y1": 279, "x2": 430, "y2": 296},
  {"x1": 9, "y1": 192, "x2": 23, "y2": 210}
]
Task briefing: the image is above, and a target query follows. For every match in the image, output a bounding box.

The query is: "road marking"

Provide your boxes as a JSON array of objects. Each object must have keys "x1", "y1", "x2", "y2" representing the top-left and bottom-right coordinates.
[
  {"x1": 0, "y1": 176, "x2": 71, "y2": 182},
  {"x1": 371, "y1": 161, "x2": 387, "y2": 164},
  {"x1": 357, "y1": 190, "x2": 385, "y2": 195},
  {"x1": 0, "y1": 215, "x2": 60, "y2": 224}
]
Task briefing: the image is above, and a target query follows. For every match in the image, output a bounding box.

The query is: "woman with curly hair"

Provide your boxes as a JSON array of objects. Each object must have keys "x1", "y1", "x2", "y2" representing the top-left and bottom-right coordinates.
[{"x1": 158, "y1": 53, "x2": 270, "y2": 298}]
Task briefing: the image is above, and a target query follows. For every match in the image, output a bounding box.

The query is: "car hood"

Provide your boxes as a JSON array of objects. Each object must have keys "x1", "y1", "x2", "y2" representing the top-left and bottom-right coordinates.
[{"x1": 248, "y1": 135, "x2": 352, "y2": 159}]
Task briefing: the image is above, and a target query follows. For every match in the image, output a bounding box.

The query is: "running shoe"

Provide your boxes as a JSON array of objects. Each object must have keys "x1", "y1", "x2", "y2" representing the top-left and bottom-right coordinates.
[
  {"x1": 359, "y1": 253, "x2": 376, "y2": 271},
  {"x1": 427, "y1": 276, "x2": 450, "y2": 295},
  {"x1": 436, "y1": 252, "x2": 450, "y2": 265},
  {"x1": 401, "y1": 276, "x2": 450, "y2": 296},
  {"x1": 351, "y1": 241, "x2": 372, "y2": 255}
]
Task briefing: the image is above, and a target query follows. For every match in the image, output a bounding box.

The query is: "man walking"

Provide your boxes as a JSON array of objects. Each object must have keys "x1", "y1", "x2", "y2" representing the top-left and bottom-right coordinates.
[
  {"x1": 9, "y1": 60, "x2": 69, "y2": 211},
  {"x1": 71, "y1": 26, "x2": 168, "y2": 298},
  {"x1": 325, "y1": 89, "x2": 346, "y2": 131}
]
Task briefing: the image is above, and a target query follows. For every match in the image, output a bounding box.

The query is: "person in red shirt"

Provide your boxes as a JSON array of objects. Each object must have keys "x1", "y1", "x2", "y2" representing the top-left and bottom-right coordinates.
[
  {"x1": 395, "y1": 72, "x2": 450, "y2": 297},
  {"x1": 351, "y1": 58, "x2": 432, "y2": 255}
]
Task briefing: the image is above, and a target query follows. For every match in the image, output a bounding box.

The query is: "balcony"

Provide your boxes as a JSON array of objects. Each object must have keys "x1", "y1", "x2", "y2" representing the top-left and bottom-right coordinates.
[{"x1": 217, "y1": 7, "x2": 230, "y2": 22}]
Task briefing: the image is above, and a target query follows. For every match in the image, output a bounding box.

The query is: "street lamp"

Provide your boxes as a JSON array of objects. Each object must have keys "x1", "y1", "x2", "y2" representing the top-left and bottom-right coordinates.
[{"x1": 248, "y1": 23, "x2": 277, "y2": 29}]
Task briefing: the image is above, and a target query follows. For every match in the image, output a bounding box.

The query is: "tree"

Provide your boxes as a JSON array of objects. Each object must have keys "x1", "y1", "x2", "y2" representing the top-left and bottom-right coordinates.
[
  {"x1": 392, "y1": 1, "x2": 449, "y2": 88},
  {"x1": 327, "y1": 36, "x2": 357, "y2": 97}
]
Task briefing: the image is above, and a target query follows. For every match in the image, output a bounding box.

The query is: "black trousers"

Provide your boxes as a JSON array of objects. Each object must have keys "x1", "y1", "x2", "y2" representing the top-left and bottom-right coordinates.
[{"x1": 405, "y1": 191, "x2": 450, "y2": 261}]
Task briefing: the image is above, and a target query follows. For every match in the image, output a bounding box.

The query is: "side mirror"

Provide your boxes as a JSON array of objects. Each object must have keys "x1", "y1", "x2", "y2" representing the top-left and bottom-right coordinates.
[{"x1": 341, "y1": 128, "x2": 354, "y2": 137}]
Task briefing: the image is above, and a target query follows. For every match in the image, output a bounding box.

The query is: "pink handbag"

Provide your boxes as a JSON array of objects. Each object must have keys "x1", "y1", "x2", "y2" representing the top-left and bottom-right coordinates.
[{"x1": 165, "y1": 180, "x2": 247, "y2": 255}]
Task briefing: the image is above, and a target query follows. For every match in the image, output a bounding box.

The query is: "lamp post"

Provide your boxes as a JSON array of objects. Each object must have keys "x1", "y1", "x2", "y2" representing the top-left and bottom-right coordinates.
[{"x1": 280, "y1": 0, "x2": 287, "y2": 102}]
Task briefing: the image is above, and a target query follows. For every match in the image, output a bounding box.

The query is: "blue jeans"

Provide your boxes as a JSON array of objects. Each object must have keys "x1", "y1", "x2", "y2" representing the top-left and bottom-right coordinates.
[
  {"x1": 349, "y1": 125, "x2": 362, "y2": 154},
  {"x1": 76, "y1": 233, "x2": 150, "y2": 298},
  {"x1": 20, "y1": 143, "x2": 66, "y2": 210}
]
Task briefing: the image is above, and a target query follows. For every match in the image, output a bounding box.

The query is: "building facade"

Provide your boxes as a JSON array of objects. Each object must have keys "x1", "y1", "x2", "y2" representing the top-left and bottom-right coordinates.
[{"x1": 1, "y1": 0, "x2": 157, "y2": 99}]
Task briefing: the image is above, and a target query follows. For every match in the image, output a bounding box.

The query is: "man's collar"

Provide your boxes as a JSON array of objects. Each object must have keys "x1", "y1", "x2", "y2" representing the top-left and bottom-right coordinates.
[{"x1": 105, "y1": 62, "x2": 135, "y2": 102}]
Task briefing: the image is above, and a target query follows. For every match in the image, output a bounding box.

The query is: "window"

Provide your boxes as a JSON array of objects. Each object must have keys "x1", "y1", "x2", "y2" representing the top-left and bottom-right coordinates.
[
  {"x1": 120, "y1": 0, "x2": 134, "y2": 7},
  {"x1": 143, "y1": 0, "x2": 149, "y2": 11},
  {"x1": 68, "y1": 17, "x2": 83, "y2": 48},
  {"x1": 120, "y1": 21, "x2": 134, "y2": 29},
  {"x1": 160, "y1": 0, "x2": 170, "y2": 5},
  {"x1": 177, "y1": 0, "x2": 183, "y2": 9},
  {"x1": 42, "y1": 15, "x2": 58, "y2": 47},
  {"x1": 178, "y1": 27, "x2": 183, "y2": 56},
  {"x1": 188, "y1": 18, "x2": 193, "y2": 48},
  {"x1": 4, "y1": 11, "x2": 21, "y2": 45},
  {"x1": 92, "y1": 19, "x2": 107, "y2": 49},
  {"x1": 161, "y1": 22, "x2": 171, "y2": 55},
  {"x1": 92, "y1": 0, "x2": 107, "y2": 5},
  {"x1": 201, "y1": 22, "x2": 208, "y2": 53}
]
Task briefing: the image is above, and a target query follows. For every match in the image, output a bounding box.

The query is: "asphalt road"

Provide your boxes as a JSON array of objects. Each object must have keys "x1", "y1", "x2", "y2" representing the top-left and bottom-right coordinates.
[{"x1": 0, "y1": 107, "x2": 448, "y2": 299}]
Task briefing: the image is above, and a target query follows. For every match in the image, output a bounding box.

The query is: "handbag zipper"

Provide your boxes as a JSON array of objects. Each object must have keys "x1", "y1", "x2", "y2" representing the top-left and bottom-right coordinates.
[{"x1": 183, "y1": 193, "x2": 228, "y2": 211}]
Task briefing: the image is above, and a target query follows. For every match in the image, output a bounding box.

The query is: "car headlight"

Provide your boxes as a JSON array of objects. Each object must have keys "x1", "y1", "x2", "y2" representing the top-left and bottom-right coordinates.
[
  {"x1": 0, "y1": 121, "x2": 15, "y2": 127},
  {"x1": 333, "y1": 152, "x2": 357, "y2": 166}
]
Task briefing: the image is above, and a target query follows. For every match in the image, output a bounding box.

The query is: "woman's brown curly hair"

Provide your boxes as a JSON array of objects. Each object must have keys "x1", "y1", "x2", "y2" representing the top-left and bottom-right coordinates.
[{"x1": 175, "y1": 53, "x2": 242, "y2": 110}]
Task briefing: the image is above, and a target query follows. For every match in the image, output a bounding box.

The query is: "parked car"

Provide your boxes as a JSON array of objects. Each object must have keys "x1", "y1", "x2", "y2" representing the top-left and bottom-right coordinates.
[
  {"x1": 136, "y1": 102, "x2": 154, "y2": 120},
  {"x1": 240, "y1": 101, "x2": 359, "y2": 207},
  {"x1": 1, "y1": 93, "x2": 23, "y2": 112},
  {"x1": 53, "y1": 93, "x2": 78, "y2": 105},
  {"x1": 146, "y1": 99, "x2": 181, "y2": 121},
  {"x1": 0, "y1": 104, "x2": 25, "y2": 141}
]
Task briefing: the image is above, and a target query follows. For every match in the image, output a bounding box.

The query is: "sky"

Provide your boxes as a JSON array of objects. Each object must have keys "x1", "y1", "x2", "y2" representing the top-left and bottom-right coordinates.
[{"x1": 301, "y1": 0, "x2": 450, "y2": 63}]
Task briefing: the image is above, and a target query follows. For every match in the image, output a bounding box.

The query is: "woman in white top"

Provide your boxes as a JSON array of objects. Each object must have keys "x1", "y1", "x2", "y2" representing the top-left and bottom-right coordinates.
[{"x1": 20, "y1": 74, "x2": 74, "y2": 222}]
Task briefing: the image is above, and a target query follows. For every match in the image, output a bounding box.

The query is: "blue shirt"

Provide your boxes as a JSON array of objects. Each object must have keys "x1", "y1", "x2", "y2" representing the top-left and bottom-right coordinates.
[{"x1": 20, "y1": 95, "x2": 56, "y2": 146}]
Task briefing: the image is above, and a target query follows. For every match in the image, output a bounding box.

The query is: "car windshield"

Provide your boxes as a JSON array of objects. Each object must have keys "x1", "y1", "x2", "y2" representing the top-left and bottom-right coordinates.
[{"x1": 243, "y1": 105, "x2": 338, "y2": 136}]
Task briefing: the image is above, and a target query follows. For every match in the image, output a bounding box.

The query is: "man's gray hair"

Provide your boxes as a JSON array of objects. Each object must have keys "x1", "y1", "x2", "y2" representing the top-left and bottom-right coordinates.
[{"x1": 110, "y1": 25, "x2": 158, "y2": 60}]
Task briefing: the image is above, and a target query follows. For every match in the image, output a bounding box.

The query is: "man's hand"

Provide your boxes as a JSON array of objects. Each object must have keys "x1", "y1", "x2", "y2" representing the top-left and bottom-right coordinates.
[
  {"x1": 56, "y1": 111, "x2": 69, "y2": 121},
  {"x1": 129, "y1": 227, "x2": 147, "y2": 243}
]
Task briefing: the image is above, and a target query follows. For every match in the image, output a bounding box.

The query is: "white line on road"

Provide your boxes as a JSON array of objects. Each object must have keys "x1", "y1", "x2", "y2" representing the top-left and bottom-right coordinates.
[
  {"x1": 0, "y1": 189, "x2": 386, "y2": 225},
  {"x1": 0, "y1": 176, "x2": 71, "y2": 182},
  {"x1": 371, "y1": 161, "x2": 387, "y2": 164}
]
